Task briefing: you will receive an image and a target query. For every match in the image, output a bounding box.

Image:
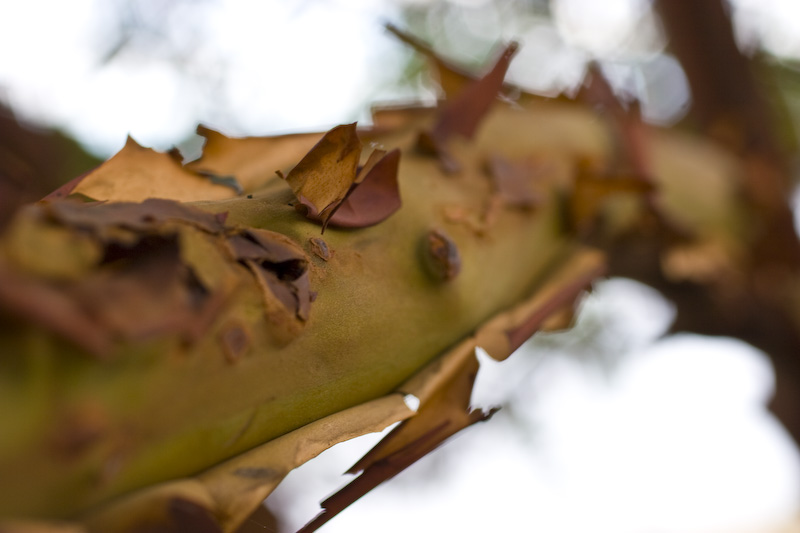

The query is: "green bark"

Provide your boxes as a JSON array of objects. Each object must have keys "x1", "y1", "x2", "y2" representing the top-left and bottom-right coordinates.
[{"x1": 0, "y1": 101, "x2": 617, "y2": 521}]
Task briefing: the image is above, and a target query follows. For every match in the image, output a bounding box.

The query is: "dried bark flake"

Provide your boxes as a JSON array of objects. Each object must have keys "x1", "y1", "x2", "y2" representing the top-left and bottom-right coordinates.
[{"x1": 421, "y1": 229, "x2": 461, "y2": 282}]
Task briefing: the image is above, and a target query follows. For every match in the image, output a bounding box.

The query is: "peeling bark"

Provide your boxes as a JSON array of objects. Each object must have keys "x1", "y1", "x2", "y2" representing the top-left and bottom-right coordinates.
[{"x1": 0, "y1": 17, "x2": 798, "y2": 533}]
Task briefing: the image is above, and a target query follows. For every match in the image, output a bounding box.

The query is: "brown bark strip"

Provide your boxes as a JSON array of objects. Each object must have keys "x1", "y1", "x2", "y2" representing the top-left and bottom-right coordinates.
[
  {"x1": 298, "y1": 346, "x2": 491, "y2": 533},
  {"x1": 384, "y1": 23, "x2": 476, "y2": 100},
  {"x1": 187, "y1": 126, "x2": 325, "y2": 193},
  {"x1": 325, "y1": 148, "x2": 402, "y2": 229},
  {"x1": 417, "y1": 42, "x2": 519, "y2": 172},
  {"x1": 578, "y1": 64, "x2": 652, "y2": 180},
  {"x1": 282, "y1": 123, "x2": 363, "y2": 227}
]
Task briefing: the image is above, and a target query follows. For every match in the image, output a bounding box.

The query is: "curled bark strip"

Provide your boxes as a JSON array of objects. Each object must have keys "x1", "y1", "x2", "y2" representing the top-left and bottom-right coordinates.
[
  {"x1": 281, "y1": 123, "x2": 362, "y2": 228},
  {"x1": 44, "y1": 198, "x2": 228, "y2": 236},
  {"x1": 326, "y1": 149, "x2": 402, "y2": 229},
  {"x1": 41, "y1": 170, "x2": 93, "y2": 201},
  {"x1": 279, "y1": 125, "x2": 403, "y2": 231},
  {"x1": 417, "y1": 42, "x2": 519, "y2": 172},
  {"x1": 228, "y1": 229, "x2": 312, "y2": 323},
  {"x1": 69, "y1": 136, "x2": 235, "y2": 203},
  {"x1": 385, "y1": 23, "x2": 476, "y2": 100},
  {"x1": 0, "y1": 262, "x2": 113, "y2": 357},
  {"x1": 578, "y1": 63, "x2": 652, "y2": 180},
  {"x1": 79, "y1": 394, "x2": 414, "y2": 533},
  {"x1": 299, "y1": 344, "x2": 491, "y2": 533},
  {"x1": 188, "y1": 125, "x2": 325, "y2": 193},
  {"x1": 0, "y1": 201, "x2": 233, "y2": 357},
  {"x1": 429, "y1": 42, "x2": 519, "y2": 143},
  {"x1": 476, "y1": 249, "x2": 606, "y2": 360},
  {"x1": 0, "y1": 199, "x2": 313, "y2": 358}
]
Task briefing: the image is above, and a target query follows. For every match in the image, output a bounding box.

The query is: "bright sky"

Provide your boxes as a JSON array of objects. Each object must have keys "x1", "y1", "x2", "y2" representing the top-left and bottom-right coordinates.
[
  {"x1": 2, "y1": 1, "x2": 800, "y2": 532},
  {"x1": 0, "y1": 0, "x2": 410, "y2": 156},
  {"x1": 0, "y1": 0, "x2": 798, "y2": 157}
]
